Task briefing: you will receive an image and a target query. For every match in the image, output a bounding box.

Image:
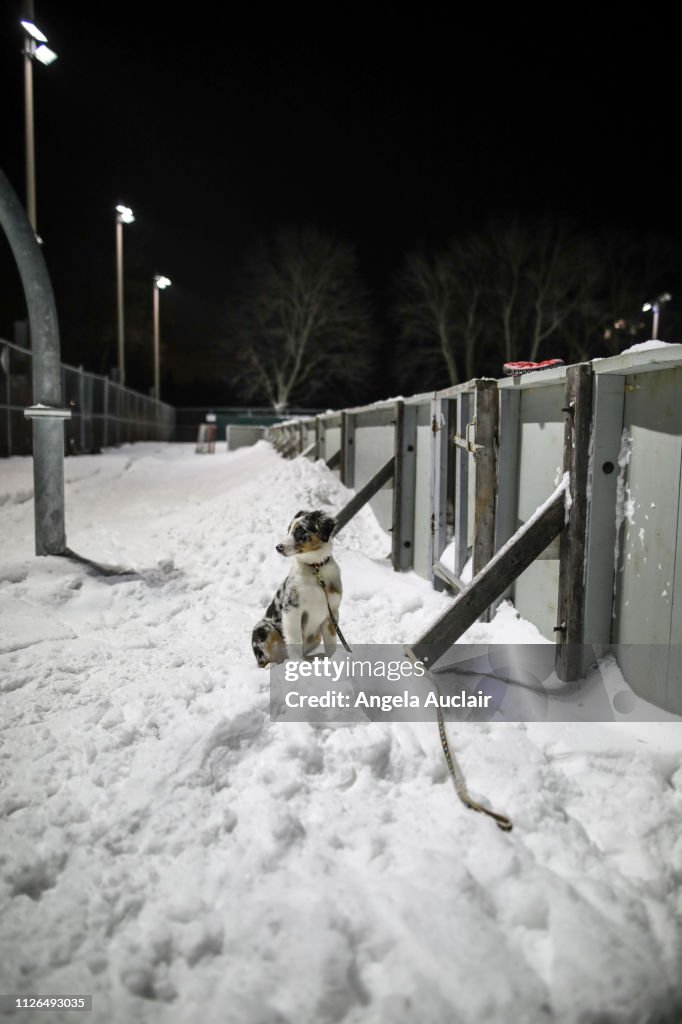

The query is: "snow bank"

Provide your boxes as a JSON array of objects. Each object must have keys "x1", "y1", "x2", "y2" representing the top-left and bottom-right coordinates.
[{"x1": 1, "y1": 443, "x2": 681, "y2": 1024}]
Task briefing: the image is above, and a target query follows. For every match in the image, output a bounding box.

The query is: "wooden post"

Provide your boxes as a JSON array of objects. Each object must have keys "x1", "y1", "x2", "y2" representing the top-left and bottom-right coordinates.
[
  {"x1": 282, "y1": 426, "x2": 298, "y2": 458},
  {"x1": 392, "y1": 401, "x2": 404, "y2": 570},
  {"x1": 392, "y1": 401, "x2": 417, "y2": 570},
  {"x1": 494, "y1": 388, "x2": 521, "y2": 602},
  {"x1": 495, "y1": 389, "x2": 520, "y2": 542},
  {"x1": 315, "y1": 415, "x2": 324, "y2": 461},
  {"x1": 454, "y1": 391, "x2": 470, "y2": 578},
  {"x1": 429, "y1": 396, "x2": 449, "y2": 590},
  {"x1": 555, "y1": 363, "x2": 593, "y2": 682},
  {"x1": 340, "y1": 411, "x2": 355, "y2": 487},
  {"x1": 582, "y1": 373, "x2": 625, "y2": 661},
  {"x1": 473, "y1": 379, "x2": 498, "y2": 579}
]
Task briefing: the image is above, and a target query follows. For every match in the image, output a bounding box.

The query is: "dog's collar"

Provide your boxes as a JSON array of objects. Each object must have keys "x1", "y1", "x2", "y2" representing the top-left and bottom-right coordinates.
[{"x1": 309, "y1": 557, "x2": 331, "y2": 570}]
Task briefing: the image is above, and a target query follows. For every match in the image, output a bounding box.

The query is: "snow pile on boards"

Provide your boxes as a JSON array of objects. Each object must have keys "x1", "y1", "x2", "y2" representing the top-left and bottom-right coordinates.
[
  {"x1": 1, "y1": 442, "x2": 681, "y2": 1024},
  {"x1": 620, "y1": 339, "x2": 677, "y2": 354}
]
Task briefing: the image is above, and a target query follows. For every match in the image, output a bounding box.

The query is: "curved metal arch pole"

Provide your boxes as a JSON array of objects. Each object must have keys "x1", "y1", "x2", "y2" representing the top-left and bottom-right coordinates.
[{"x1": 0, "y1": 168, "x2": 66, "y2": 555}]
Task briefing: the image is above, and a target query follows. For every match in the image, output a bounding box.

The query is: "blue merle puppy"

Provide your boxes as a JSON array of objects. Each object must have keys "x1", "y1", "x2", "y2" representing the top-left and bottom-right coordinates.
[{"x1": 252, "y1": 509, "x2": 341, "y2": 667}]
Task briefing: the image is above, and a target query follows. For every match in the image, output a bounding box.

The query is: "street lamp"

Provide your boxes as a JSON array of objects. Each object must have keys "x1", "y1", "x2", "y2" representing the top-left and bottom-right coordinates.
[
  {"x1": 115, "y1": 204, "x2": 135, "y2": 386},
  {"x1": 153, "y1": 275, "x2": 171, "y2": 401},
  {"x1": 642, "y1": 292, "x2": 672, "y2": 341},
  {"x1": 21, "y1": 13, "x2": 58, "y2": 236}
]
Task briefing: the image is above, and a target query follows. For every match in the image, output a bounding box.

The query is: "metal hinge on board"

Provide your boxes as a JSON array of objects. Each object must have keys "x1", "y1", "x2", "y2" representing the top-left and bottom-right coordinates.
[
  {"x1": 452, "y1": 418, "x2": 486, "y2": 455},
  {"x1": 432, "y1": 411, "x2": 447, "y2": 434}
]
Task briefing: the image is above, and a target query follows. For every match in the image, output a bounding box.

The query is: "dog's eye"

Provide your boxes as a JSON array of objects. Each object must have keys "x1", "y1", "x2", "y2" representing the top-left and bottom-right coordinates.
[{"x1": 294, "y1": 528, "x2": 307, "y2": 541}]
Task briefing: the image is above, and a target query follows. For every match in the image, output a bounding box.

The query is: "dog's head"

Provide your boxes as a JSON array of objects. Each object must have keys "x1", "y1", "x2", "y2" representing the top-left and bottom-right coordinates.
[{"x1": 276, "y1": 509, "x2": 337, "y2": 560}]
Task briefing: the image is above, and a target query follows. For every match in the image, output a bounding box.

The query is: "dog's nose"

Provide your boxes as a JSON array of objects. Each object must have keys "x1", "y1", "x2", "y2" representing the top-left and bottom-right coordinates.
[{"x1": 276, "y1": 543, "x2": 285, "y2": 554}]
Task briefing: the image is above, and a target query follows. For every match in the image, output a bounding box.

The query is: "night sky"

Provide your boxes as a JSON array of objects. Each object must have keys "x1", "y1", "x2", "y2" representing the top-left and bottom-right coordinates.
[{"x1": 2, "y1": 7, "x2": 680, "y2": 405}]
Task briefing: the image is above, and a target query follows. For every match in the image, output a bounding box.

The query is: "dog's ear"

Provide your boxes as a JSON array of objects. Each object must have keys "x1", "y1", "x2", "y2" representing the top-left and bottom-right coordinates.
[
  {"x1": 288, "y1": 510, "x2": 307, "y2": 531},
  {"x1": 293, "y1": 509, "x2": 308, "y2": 520},
  {"x1": 318, "y1": 513, "x2": 336, "y2": 542}
]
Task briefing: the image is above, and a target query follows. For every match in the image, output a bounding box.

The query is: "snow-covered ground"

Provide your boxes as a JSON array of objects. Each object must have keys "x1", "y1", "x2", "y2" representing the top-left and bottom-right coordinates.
[{"x1": 1, "y1": 442, "x2": 681, "y2": 1024}]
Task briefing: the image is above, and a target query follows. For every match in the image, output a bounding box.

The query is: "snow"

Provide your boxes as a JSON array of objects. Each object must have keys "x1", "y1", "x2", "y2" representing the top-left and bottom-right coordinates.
[
  {"x1": 619, "y1": 339, "x2": 676, "y2": 354},
  {"x1": 436, "y1": 540, "x2": 472, "y2": 584},
  {"x1": 1, "y1": 443, "x2": 682, "y2": 1024}
]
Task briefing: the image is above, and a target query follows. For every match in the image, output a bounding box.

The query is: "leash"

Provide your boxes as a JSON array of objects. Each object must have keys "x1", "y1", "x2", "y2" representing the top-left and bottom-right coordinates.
[
  {"x1": 312, "y1": 559, "x2": 511, "y2": 831},
  {"x1": 404, "y1": 642, "x2": 513, "y2": 831},
  {"x1": 431, "y1": 677, "x2": 512, "y2": 831},
  {"x1": 310, "y1": 562, "x2": 353, "y2": 653}
]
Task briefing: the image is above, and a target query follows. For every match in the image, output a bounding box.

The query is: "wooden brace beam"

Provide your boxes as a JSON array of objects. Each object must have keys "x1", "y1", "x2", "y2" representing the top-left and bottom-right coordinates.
[
  {"x1": 406, "y1": 485, "x2": 567, "y2": 667},
  {"x1": 334, "y1": 456, "x2": 394, "y2": 534}
]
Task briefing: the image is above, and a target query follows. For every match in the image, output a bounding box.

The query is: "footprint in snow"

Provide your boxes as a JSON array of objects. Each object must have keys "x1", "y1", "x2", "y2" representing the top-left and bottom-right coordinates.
[{"x1": 200, "y1": 709, "x2": 266, "y2": 790}]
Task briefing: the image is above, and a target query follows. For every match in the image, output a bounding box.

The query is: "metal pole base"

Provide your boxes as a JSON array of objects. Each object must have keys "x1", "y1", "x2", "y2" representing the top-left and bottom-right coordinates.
[{"x1": 32, "y1": 418, "x2": 66, "y2": 555}]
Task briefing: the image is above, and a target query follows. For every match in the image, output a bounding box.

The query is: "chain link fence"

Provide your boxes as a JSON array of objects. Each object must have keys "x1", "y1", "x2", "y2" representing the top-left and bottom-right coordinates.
[{"x1": 0, "y1": 338, "x2": 175, "y2": 457}]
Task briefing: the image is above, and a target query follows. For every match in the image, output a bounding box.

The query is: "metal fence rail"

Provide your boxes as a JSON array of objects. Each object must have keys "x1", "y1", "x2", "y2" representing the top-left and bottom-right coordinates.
[{"x1": 0, "y1": 338, "x2": 175, "y2": 457}]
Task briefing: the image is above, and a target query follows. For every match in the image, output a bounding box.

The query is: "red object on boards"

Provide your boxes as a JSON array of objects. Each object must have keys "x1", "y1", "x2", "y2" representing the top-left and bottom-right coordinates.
[{"x1": 503, "y1": 359, "x2": 565, "y2": 376}]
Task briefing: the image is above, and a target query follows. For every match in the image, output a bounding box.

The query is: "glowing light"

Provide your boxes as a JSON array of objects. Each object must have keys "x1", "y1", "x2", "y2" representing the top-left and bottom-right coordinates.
[
  {"x1": 21, "y1": 20, "x2": 48, "y2": 42},
  {"x1": 155, "y1": 275, "x2": 171, "y2": 289},
  {"x1": 34, "y1": 44, "x2": 58, "y2": 65},
  {"x1": 116, "y1": 205, "x2": 135, "y2": 224},
  {"x1": 642, "y1": 293, "x2": 671, "y2": 313}
]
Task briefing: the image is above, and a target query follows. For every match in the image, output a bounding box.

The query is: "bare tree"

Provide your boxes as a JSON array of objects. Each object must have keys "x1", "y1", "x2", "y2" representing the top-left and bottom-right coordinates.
[
  {"x1": 493, "y1": 220, "x2": 526, "y2": 363},
  {"x1": 452, "y1": 236, "x2": 489, "y2": 380},
  {"x1": 393, "y1": 236, "x2": 487, "y2": 387},
  {"x1": 392, "y1": 217, "x2": 616, "y2": 388},
  {"x1": 486, "y1": 217, "x2": 603, "y2": 362},
  {"x1": 228, "y1": 228, "x2": 373, "y2": 411},
  {"x1": 393, "y1": 250, "x2": 459, "y2": 385}
]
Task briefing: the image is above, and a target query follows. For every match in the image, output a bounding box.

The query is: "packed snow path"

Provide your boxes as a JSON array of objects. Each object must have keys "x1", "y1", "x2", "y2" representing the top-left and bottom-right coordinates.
[{"x1": 1, "y1": 443, "x2": 681, "y2": 1024}]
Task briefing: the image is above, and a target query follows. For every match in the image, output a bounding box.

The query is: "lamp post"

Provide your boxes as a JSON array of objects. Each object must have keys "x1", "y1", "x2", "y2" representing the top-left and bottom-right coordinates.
[
  {"x1": 153, "y1": 275, "x2": 171, "y2": 401},
  {"x1": 115, "y1": 204, "x2": 134, "y2": 386},
  {"x1": 642, "y1": 292, "x2": 672, "y2": 341},
  {"x1": 21, "y1": 13, "x2": 58, "y2": 236}
]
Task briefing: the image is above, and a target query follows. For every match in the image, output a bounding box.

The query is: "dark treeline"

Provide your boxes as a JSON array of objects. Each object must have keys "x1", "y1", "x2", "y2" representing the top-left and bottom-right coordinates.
[
  {"x1": 19, "y1": 215, "x2": 680, "y2": 410},
  {"x1": 217, "y1": 216, "x2": 682, "y2": 411}
]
